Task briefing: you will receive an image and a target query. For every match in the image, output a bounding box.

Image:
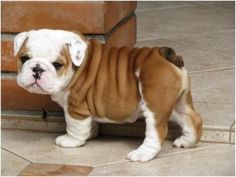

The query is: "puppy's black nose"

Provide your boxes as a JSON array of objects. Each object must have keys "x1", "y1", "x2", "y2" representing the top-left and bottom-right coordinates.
[{"x1": 32, "y1": 64, "x2": 44, "y2": 80}]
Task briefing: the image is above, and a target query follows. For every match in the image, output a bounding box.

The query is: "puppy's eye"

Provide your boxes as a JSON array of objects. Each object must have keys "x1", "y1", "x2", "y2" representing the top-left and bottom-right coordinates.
[
  {"x1": 20, "y1": 55, "x2": 30, "y2": 64},
  {"x1": 52, "y1": 62, "x2": 63, "y2": 70}
]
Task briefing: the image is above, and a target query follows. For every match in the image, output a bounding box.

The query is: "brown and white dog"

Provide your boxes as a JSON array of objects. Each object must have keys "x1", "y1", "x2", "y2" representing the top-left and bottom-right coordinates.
[{"x1": 15, "y1": 29, "x2": 202, "y2": 162}]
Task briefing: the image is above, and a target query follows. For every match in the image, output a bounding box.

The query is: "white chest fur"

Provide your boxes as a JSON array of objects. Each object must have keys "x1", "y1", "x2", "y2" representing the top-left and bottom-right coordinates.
[{"x1": 51, "y1": 91, "x2": 69, "y2": 108}]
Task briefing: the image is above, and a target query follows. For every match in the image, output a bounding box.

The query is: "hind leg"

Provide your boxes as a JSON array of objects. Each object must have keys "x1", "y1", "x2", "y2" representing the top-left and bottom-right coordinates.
[
  {"x1": 127, "y1": 72, "x2": 178, "y2": 162},
  {"x1": 171, "y1": 90, "x2": 202, "y2": 148},
  {"x1": 127, "y1": 101, "x2": 169, "y2": 162}
]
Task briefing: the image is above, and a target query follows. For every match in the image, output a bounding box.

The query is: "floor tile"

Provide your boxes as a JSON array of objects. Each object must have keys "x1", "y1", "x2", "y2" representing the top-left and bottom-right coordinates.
[
  {"x1": 190, "y1": 69, "x2": 234, "y2": 128},
  {"x1": 136, "y1": 5, "x2": 234, "y2": 40},
  {"x1": 1, "y1": 129, "x2": 216, "y2": 167},
  {"x1": 177, "y1": 31, "x2": 235, "y2": 57},
  {"x1": 19, "y1": 163, "x2": 93, "y2": 176},
  {"x1": 89, "y1": 144, "x2": 235, "y2": 176},
  {"x1": 1, "y1": 149, "x2": 30, "y2": 176},
  {"x1": 194, "y1": 102, "x2": 234, "y2": 129},
  {"x1": 192, "y1": 1, "x2": 235, "y2": 11},
  {"x1": 191, "y1": 69, "x2": 234, "y2": 104},
  {"x1": 136, "y1": 38, "x2": 234, "y2": 72},
  {"x1": 136, "y1": 32, "x2": 157, "y2": 42}
]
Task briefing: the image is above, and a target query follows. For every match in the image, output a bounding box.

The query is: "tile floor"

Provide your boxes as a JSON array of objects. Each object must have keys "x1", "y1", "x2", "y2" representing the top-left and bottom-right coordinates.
[
  {"x1": 1, "y1": 1, "x2": 235, "y2": 176},
  {"x1": 1, "y1": 129, "x2": 235, "y2": 176},
  {"x1": 136, "y1": 1, "x2": 235, "y2": 135}
]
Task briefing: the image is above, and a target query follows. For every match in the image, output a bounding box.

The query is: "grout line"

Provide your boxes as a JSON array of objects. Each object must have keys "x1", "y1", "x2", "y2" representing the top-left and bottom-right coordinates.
[
  {"x1": 194, "y1": 101, "x2": 233, "y2": 105},
  {"x1": 137, "y1": 29, "x2": 235, "y2": 42},
  {"x1": 94, "y1": 159, "x2": 128, "y2": 168},
  {"x1": 158, "y1": 144, "x2": 228, "y2": 159},
  {"x1": 1, "y1": 147, "x2": 34, "y2": 163},
  {"x1": 152, "y1": 29, "x2": 235, "y2": 39},
  {"x1": 189, "y1": 66, "x2": 235, "y2": 74},
  {"x1": 229, "y1": 121, "x2": 235, "y2": 144},
  {"x1": 94, "y1": 143, "x2": 226, "y2": 168},
  {"x1": 230, "y1": 121, "x2": 235, "y2": 131},
  {"x1": 229, "y1": 130, "x2": 232, "y2": 144},
  {"x1": 182, "y1": 29, "x2": 235, "y2": 39},
  {"x1": 26, "y1": 160, "x2": 93, "y2": 168},
  {"x1": 137, "y1": 36, "x2": 160, "y2": 42},
  {"x1": 136, "y1": 30, "x2": 234, "y2": 59},
  {"x1": 200, "y1": 140, "x2": 230, "y2": 144},
  {"x1": 136, "y1": 5, "x2": 196, "y2": 12},
  {"x1": 193, "y1": 29, "x2": 235, "y2": 36}
]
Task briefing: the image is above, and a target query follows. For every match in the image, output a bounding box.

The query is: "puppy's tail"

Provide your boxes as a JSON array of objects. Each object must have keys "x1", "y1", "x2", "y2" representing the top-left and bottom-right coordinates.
[{"x1": 159, "y1": 47, "x2": 184, "y2": 68}]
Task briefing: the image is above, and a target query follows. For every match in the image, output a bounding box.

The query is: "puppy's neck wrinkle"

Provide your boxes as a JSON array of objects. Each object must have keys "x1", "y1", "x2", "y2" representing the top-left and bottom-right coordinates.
[{"x1": 67, "y1": 39, "x2": 104, "y2": 118}]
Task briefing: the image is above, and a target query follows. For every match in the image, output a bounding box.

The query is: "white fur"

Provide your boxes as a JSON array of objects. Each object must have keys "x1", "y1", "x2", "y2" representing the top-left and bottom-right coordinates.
[
  {"x1": 56, "y1": 117, "x2": 97, "y2": 147},
  {"x1": 15, "y1": 29, "x2": 87, "y2": 94},
  {"x1": 170, "y1": 109, "x2": 196, "y2": 148},
  {"x1": 55, "y1": 113, "x2": 92, "y2": 147},
  {"x1": 135, "y1": 70, "x2": 140, "y2": 78},
  {"x1": 52, "y1": 91, "x2": 92, "y2": 148},
  {"x1": 170, "y1": 68, "x2": 197, "y2": 148},
  {"x1": 93, "y1": 117, "x2": 119, "y2": 124},
  {"x1": 66, "y1": 38, "x2": 87, "y2": 66},
  {"x1": 17, "y1": 57, "x2": 73, "y2": 94},
  {"x1": 127, "y1": 82, "x2": 161, "y2": 162}
]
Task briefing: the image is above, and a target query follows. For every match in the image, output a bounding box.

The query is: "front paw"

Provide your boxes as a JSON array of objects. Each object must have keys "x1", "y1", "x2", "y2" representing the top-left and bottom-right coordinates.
[{"x1": 55, "y1": 134, "x2": 85, "y2": 148}]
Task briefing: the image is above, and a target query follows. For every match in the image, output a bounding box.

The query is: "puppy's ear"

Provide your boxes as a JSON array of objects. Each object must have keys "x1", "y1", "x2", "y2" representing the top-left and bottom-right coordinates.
[
  {"x1": 14, "y1": 32, "x2": 28, "y2": 56},
  {"x1": 64, "y1": 35, "x2": 88, "y2": 67}
]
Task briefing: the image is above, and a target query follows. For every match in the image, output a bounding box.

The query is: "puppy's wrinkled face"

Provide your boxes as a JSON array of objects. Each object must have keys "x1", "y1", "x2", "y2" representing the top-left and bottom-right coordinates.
[{"x1": 15, "y1": 29, "x2": 88, "y2": 94}]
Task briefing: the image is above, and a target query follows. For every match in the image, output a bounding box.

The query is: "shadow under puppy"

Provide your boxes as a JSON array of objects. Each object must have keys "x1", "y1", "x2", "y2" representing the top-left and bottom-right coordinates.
[{"x1": 14, "y1": 29, "x2": 202, "y2": 162}]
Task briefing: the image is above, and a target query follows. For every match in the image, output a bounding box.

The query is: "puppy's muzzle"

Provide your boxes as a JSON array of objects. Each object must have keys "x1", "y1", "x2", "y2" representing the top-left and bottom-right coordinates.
[{"x1": 32, "y1": 64, "x2": 45, "y2": 80}]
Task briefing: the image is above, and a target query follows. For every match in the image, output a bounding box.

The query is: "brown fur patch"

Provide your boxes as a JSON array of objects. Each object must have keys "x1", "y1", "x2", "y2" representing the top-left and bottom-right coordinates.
[
  {"x1": 57, "y1": 46, "x2": 73, "y2": 76},
  {"x1": 15, "y1": 37, "x2": 29, "y2": 71}
]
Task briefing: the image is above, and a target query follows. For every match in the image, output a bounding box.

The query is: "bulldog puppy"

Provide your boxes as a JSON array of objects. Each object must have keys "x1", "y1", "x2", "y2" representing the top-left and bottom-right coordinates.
[{"x1": 15, "y1": 29, "x2": 202, "y2": 162}]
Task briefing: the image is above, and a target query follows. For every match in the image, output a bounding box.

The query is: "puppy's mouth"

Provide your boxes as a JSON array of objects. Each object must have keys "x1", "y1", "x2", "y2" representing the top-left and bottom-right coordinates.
[{"x1": 25, "y1": 81, "x2": 46, "y2": 93}]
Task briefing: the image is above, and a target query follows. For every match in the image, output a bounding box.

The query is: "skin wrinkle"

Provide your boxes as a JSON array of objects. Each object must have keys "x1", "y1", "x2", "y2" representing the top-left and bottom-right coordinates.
[
  {"x1": 68, "y1": 40, "x2": 177, "y2": 123},
  {"x1": 128, "y1": 48, "x2": 139, "y2": 81}
]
